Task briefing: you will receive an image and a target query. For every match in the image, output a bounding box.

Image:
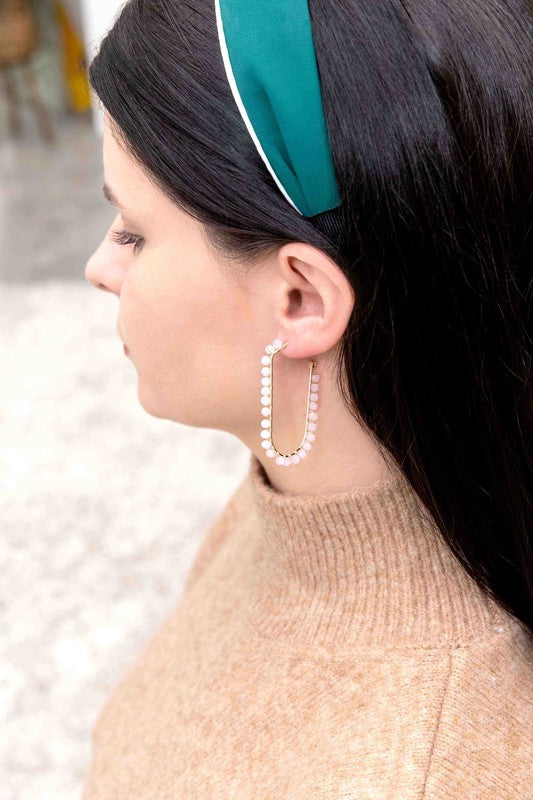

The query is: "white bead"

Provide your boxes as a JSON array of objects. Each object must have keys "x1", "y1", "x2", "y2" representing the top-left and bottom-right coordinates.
[
  {"x1": 261, "y1": 419, "x2": 270, "y2": 428},
  {"x1": 261, "y1": 407, "x2": 271, "y2": 416},
  {"x1": 265, "y1": 344, "x2": 275, "y2": 354},
  {"x1": 312, "y1": 374, "x2": 320, "y2": 381},
  {"x1": 261, "y1": 367, "x2": 271, "y2": 376},
  {"x1": 303, "y1": 441, "x2": 312, "y2": 451},
  {"x1": 261, "y1": 430, "x2": 270, "y2": 439},
  {"x1": 307, "y1": 422, "x2": 317, "y2": 431},
  {"x1": 309, "y1": 401, "x2": 318, "y2": 411},
  {"x1": 306, "y1": 431, "x2": 316, "y2": 441},
  {"x1": 311, "y1": 383, "x2": 319, "y2": 392},
  {"x1": 261, "y1": 440, "x2": 272, "y2": 449},
  {"x1": 308, "y1": 411, "x2": 318, "y2": 420},
  {"x1": 290, "y1": 454, "x2": 300, "y2": 464},
  {"x1": 297, "y1": 448, "x2": 307, "y2": 458},
  {"x1": 283, "y1": 456, "x2": 291, "y2": 465},
  {"x1": 275, "y1": 455, "x2": 285, "y2": 465},
  {"x1": 266, "y1": 449, "x2": 276, "y2": 458},
  {"x1": 261, "y1": 396, "x2": 270, "y2": 406},
  {"x1": 261, "y1": 377, "x2": 271, "y2": 386},
  {"x1": 310, "y1": 392, "x2": 319, "y2": 401},
  {"x1": 261, "y1": 355, "x2": 271, "y2": 365},
  {"x1": 272, "y1": 338, "x2": 283, "y2": 349},
  {"x1": 261, "y1": 386, "x2": 270, "y2": 396}
]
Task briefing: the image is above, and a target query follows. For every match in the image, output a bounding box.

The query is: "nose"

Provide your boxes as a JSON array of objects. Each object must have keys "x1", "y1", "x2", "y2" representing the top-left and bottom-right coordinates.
[{"x1": 84, "y1": 214, "x2": 127, "y2": 297}]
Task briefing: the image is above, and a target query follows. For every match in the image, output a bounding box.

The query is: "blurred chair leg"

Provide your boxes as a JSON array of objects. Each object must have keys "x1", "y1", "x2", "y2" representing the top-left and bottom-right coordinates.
[
  {"x1": 2, "y1": 68, "x2": 23, "y2": 137},
  {"x1": 21, "y1": 61, "x2": 55, "y2": 143}
]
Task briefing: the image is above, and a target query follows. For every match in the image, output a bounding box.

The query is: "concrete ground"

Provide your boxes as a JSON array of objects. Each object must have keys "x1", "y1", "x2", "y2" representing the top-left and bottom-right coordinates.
[{"x1": 0, "y1": 110, "x2": 249, "y2": 799}]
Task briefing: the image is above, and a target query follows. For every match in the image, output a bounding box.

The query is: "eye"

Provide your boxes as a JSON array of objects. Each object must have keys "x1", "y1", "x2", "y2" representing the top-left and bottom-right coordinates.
[{"x1": 110, "y1": 228, "x2": 144, "y2": 254}]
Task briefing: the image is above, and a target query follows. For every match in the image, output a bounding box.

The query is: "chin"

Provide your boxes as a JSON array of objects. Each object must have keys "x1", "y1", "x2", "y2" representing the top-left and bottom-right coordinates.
[
  {"x1": 135, "y1": 372, "x2": 237, "y2": 429},
  {"x1": 136, "y1": 383, "x2": 168, "y2": 419},
  {"x1": 135, "y1": 383, "x2": 200, "y2": 426}
]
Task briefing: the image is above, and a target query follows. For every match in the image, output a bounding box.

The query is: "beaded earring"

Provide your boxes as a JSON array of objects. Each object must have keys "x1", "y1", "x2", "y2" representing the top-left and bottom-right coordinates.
[{"x1": 260, "y1": 338, "x2": 320, "y2": 466}]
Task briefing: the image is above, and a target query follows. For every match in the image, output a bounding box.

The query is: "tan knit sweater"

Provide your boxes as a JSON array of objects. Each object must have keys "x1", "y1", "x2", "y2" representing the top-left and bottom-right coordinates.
[{"x1": 81, "y1": 453, "x2": 533, "y2": 799}]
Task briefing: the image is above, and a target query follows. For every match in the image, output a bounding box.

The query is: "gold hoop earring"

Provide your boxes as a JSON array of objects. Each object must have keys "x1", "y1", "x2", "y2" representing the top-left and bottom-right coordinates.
[{"x1": 260, "y1": 337, "x2": 320, "y2": 466}]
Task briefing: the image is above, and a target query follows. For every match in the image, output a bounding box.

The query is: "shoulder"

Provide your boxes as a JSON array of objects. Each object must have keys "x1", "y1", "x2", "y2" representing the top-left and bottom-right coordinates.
[{"x1": 421, "y1": 615, "x2": 533, "y2": 799}]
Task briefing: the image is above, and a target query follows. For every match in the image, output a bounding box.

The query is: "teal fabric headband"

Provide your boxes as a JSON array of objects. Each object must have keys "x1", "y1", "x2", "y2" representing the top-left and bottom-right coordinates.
[{"x1": 214, "y1": 0, "x2": 342, "y2": 218}]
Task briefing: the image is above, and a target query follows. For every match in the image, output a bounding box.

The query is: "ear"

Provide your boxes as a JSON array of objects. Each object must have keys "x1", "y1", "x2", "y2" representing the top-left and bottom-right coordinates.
[{"x1": 273, "y1": 242, "x2": 355, "y2": 359}]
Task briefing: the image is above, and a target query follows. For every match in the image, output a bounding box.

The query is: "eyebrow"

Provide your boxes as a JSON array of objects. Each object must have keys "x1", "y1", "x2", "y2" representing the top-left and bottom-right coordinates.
[{"x1": 102, "y1": 183, "x2": 125, "y2": 211}]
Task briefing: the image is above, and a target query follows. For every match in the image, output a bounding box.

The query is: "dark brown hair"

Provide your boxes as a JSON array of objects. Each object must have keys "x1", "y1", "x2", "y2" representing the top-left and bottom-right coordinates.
[{"x1": 89, "y1": 0, "x2": 533, "y2": 634}]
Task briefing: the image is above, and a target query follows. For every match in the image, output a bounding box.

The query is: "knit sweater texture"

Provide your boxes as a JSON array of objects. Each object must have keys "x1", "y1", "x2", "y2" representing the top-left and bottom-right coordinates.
[{"x1": 81, "y1": 453, "x2": 533, "y2": 799}]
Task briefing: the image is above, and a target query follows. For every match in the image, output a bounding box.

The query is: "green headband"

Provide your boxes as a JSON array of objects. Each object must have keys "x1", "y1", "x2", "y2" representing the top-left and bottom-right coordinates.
[{"x1": 214, "y1": 0, "x2": 342, "y2": 218}]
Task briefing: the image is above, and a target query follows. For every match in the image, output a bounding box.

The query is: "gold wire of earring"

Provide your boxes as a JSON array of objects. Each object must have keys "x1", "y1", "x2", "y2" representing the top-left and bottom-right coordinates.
[{"x1": 259, "y1": 337, "x2": 320, "y2": 466}]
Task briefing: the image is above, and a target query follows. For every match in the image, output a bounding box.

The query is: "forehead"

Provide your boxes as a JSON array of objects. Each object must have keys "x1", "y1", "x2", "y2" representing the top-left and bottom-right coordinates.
[
  {"x1": 102, "y1": 115, "x2": 137, "y2": 180},
  {"x1": 100, "y1": 113, "x2": 200, "y2": 237},
  {"x1": 102, "y1": 114, "x2": 163, "y2": 218}
]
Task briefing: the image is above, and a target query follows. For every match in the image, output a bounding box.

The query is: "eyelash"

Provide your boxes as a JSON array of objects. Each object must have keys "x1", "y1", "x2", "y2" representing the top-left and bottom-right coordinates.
[{"x1": 110, "y1": 228, "x2": 144, "y2": 254}]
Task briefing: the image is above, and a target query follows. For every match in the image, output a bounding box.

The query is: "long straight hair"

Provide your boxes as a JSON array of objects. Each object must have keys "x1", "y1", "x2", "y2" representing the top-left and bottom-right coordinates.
[{"x1": 88, "y1": 0, "x2": 533, "y2": 635}]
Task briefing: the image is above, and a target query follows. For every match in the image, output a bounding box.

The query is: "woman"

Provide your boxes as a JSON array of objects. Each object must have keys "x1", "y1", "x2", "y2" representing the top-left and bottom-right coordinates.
[{"x1": 82, "y1": 0, "x2": 532, "y2": 797}]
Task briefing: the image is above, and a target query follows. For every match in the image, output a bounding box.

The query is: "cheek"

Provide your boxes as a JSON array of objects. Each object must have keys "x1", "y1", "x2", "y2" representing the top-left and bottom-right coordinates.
[{"x1": 123, "y1": 254, "x2": 244, "y2": 385}]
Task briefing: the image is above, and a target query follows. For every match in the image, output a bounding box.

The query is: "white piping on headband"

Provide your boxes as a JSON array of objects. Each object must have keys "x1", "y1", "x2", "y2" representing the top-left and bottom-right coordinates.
[{"x1": 214, "y1": 0, "x2": 303, "y2": 215}]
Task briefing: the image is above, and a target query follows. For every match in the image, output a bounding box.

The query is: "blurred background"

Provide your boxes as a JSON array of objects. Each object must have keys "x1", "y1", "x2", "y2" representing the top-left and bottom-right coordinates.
[{"x1": 0, "y1": 2, "x2": 249, "y2": 798}]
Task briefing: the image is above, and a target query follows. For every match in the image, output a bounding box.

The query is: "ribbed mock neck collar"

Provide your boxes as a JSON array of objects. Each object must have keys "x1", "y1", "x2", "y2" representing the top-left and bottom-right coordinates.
[{"x1": 244, "y1": 453, "x2": 500, "y2": 651}]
